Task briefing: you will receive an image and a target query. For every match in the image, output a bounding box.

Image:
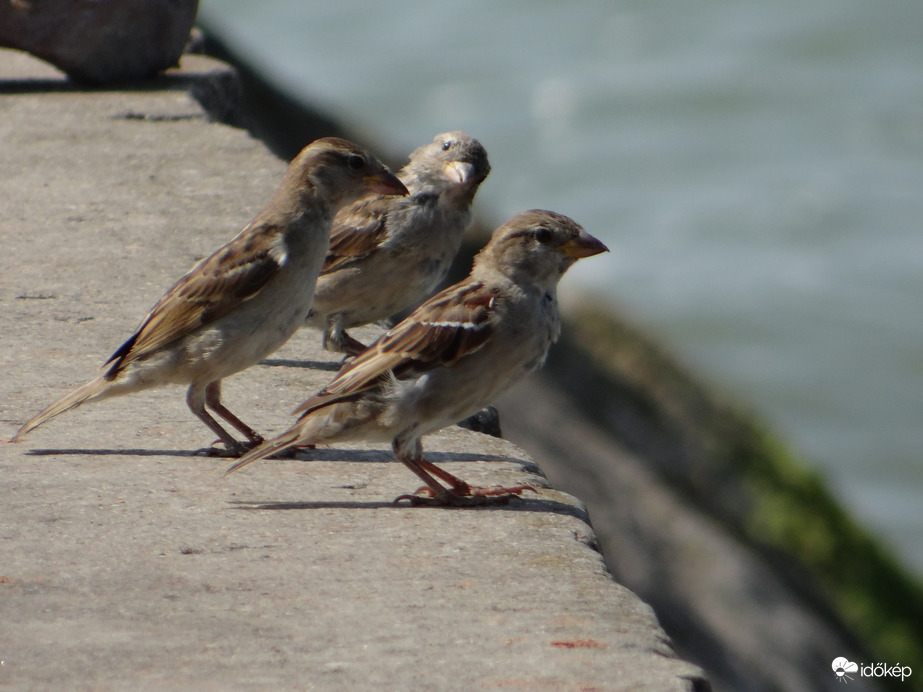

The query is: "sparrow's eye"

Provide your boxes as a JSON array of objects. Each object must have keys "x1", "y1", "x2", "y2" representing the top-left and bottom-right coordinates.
[
  {"x1": 441, "y1": 140, "x2": 452, "y2": 151},
  {"x1": 534, "y1": 227, "x2": 554, "y2": 244},
  {"x1": 347, "y1": 154, "x2": 365, "y2": 170}
]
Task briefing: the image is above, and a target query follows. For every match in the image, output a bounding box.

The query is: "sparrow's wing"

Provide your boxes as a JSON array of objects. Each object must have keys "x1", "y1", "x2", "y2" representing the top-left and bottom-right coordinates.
[
  {"x1": 105, "y1": 222, "x2": 286, "y2": 376},
  {"x1": 321, "y1": 196, "x2": 393, "y2": 274},
  {"x1": 293, "y1": 280, "x2": 499, "y2": 416}
]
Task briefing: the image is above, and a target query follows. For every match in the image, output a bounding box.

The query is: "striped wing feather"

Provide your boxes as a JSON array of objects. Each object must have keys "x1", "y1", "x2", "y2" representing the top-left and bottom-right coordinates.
[
  {"x1": 105, "y1": 222, "x2": 285, "y2": 377},
  {"x1": 321, "y1": 196, "x2": 393, "y2": 274},
  {"x1": 293, "y1": 280, "x2": 499, "y2": 416}
]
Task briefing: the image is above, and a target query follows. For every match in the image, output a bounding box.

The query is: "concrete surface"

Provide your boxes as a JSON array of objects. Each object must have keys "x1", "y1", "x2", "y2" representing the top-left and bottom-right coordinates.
[{"x1": 0, "y1": 50, "x2": 707, "y2": 690}]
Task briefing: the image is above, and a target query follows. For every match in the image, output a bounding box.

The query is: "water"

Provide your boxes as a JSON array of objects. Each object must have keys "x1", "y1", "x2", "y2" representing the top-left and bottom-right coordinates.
[{"x1": 200, "y1": 0, "x2": 923, "y2": 573}]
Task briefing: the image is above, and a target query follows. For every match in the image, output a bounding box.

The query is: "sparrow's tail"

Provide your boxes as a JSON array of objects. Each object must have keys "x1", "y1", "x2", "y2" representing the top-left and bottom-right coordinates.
[
  {"x1": 9, "y1": 375, "x2": 111, "y2": 443},
  {"x1": 223, "y1": 427, "x2": 304, "y2": 477}
]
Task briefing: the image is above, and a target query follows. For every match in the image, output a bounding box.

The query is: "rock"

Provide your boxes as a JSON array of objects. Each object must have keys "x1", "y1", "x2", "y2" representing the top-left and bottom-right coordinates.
[
  {"x1": 0, "y1": 0, "x2": 199, "y2": 83},
  {"x1": 457, "y1": 406, "x2": 503, "y2": 438}
]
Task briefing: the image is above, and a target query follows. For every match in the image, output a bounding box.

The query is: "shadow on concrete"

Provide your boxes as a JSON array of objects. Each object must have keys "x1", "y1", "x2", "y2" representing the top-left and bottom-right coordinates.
[
  {"x1": 23, "y1": 446, "x2": 526, "y2": 465},
  {"x1": 259, "y1": 358, "x2": 342, "y2": 371},
  {"x1": 26, "y1": 447, "x2": 207, "y2": 457},
  {"x1": 227, "y1": 496, "x2": 592, "y2": 522}
]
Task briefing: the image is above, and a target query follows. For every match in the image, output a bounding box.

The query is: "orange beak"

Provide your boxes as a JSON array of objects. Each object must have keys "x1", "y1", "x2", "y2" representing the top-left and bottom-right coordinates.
[
  {"x1": 365, "y1": 169, "x2": 409, "y2": 196},
  {"x1": 558, "y1": 232, "x2": 609, "y2": 259}
]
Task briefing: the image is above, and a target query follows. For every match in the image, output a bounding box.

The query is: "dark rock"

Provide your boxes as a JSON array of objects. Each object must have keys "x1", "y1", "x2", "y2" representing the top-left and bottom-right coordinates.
[
  {"x1": 457, "y1": 406, "x2": 502, "y2": 438},
  {"x1": 0, "y1": 0, "x2": 199, "y2": 83}
]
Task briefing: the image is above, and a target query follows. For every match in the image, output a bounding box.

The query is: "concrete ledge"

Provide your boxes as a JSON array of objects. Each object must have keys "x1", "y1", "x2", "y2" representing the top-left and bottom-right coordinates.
[{"x1": 0, "y1": 49, "x2": 706, "y2": 690}]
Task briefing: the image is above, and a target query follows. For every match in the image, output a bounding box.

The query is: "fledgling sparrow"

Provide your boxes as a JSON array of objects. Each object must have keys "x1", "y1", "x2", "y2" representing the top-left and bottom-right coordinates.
[
  {"x1": 306, "y1": 131, "x2": 490, "y2": 355},
  {"x1": 9, "y1": 138, "x2": 408, "y2": 456},
  {"x1": 225, "y1": 210, "x2": 608, "y2": 505}
]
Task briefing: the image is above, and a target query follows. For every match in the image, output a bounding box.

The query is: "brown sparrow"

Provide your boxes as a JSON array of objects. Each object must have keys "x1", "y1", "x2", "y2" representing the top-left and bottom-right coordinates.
[
  {"x1": 10, "y1": 137, "x2": 408, "y2": 455},
  {"x1": 225, "y1": 210, "x2": 608, "y2": 505},
  {"x1": 306, "y1": 131, "x2": 491, "y2": 355}
]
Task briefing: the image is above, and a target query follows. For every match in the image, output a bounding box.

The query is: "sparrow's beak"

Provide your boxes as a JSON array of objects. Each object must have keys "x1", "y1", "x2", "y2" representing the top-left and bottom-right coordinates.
[
  {"x1": 366, "y1": 169, "x2": 409, "y2": 196},
  {"x1": 444, "y1": 161, "x2": 476, "y2": 185},
  {"x1": 558, "y1": 232, "x2": 609, "y2": 259}
]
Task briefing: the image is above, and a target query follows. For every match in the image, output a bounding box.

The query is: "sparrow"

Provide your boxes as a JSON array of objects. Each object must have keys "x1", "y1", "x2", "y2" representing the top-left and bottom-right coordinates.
[
  {"x1": 9, "y1": 137, "x2": 408, "y2": 456},
  {"x1": 224, "y1": 210, "x2": 608, "y2": 505},
  {"x1": 306, "y1": 131, "x2": 491, "y2": 356}
]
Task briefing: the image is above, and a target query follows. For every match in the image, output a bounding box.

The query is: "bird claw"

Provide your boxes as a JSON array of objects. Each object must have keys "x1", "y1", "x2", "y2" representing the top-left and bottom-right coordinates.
[
  {"x1": 392, "y1": 483, "x2": 535, "y2": 507},
  {"x1": 195, "y1": 438, "x2": 262, "y2": 458}
]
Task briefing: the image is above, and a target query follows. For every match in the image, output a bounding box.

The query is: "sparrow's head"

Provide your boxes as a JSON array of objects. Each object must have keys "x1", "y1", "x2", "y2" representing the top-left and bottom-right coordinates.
[
  {"x1": 286, "y1": 137, "x2": 409, "y2": 209},
  {"x1": 475, "y1": 210, "x2": 608, "y2": 288},
  {"x1": 405, "y1": 131, "x2": 491, "y2": 196}
]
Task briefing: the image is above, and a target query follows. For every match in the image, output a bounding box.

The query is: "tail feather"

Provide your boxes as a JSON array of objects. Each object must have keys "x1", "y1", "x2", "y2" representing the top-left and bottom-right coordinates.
[
  {"x1": 223, "y1": 428, "x2": 304, "y2": 476},
  {"x1": 10, "y1": 375, "x2": 111, "y2": 442}
]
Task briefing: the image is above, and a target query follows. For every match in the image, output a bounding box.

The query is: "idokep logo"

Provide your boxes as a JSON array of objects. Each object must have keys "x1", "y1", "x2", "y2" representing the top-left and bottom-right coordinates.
[
  {"x1": 832, "y1": 657, "x2": 913, "y2": 684},
  {"x1": 832, "y1": 658, "x2": 858, "y2": 683}
]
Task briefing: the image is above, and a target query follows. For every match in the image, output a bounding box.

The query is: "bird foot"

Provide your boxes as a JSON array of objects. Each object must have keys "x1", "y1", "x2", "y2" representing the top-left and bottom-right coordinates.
[
  {"x1": 324, "y1": 332, "x2": 368, "y2": 358},
  {"x1": 194, "y1": 438, "x2": 263, "y2": 458},
  {"x1": 393, "y1": 483, "x2": 535, "y2": 507}
]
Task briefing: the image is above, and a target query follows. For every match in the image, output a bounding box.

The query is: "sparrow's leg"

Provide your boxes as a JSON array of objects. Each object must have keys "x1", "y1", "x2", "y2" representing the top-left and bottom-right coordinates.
[
  {"x1": 323, "y1": 315, "x2": 369, "y2": 357},
  {"x1": 391, "y1": 437, "x2": 533, "y2": 507},
  {"x1": 417, "y1": 458, "x2": 534, "y2": 498},
  {"x1": 186, "y1": 383, "x2": 246, "y2": 457},
  {"x1": 339, "y1": 330, "x2": 370, "y2": 357},
  {"x1": 205, "y1": 381, "x2": 264, "y2": 446}
]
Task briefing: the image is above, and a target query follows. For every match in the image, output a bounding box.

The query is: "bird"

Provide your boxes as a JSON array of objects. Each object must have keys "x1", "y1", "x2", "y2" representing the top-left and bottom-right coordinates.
[
  {"x1": 224, "y1": 209, "x2": 608, "y2": 505},
  {"x1": 9, "y1": 137, "x2": 409, "y2": 456},
  {"x1": 306, "y1": 131, "x2": 491, "y2": 356}
]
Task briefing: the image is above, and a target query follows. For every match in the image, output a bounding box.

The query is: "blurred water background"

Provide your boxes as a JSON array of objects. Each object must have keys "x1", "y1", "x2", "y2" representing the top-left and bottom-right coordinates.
[{"x1": 200, "y1": 0, "x2": 923, "y2": 573}]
